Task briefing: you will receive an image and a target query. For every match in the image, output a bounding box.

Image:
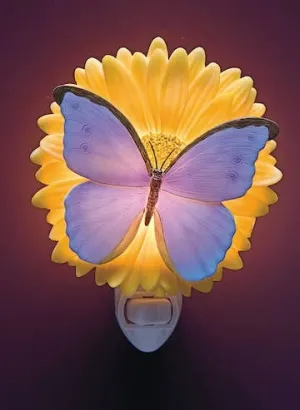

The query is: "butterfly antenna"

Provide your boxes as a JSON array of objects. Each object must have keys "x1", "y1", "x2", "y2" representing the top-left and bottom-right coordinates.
[
  {"x1": 159, "y1": 148, "x2": 176, "y2": 170},
  {"x1": 148, "y1": 141, "x2": 158, "y2": 169}
]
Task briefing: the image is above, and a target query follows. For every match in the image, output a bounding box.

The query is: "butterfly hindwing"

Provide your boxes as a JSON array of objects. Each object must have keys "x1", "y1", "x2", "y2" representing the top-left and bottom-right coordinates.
[
  {"x1": 155, "y1": 191, "x2": 236, "y2": 281},
  {"x1": 64, "y1": 182, "x2": 148, "y2": 264}
]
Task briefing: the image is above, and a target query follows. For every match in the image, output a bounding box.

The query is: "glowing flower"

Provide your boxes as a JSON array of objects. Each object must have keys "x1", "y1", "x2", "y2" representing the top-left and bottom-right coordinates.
[{"x1": 31, "y1": 37, "x2": 282, "y2": 297}]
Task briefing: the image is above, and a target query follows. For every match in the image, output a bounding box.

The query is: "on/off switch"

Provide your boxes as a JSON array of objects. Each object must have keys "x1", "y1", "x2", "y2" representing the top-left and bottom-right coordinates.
[{"x1": 126, "y1": 298, "x2": 172, "y2": 326}]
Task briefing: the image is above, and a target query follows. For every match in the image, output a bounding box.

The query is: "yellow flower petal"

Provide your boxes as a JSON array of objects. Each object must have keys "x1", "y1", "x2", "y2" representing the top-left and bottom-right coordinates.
[
  {"x1": 84, "y1": 58, "x2": 109, "y2": 98},
  {"x1": 75, "y1": 260, "x2": 94, "y2": 277},
  {"x1": 39, "y1": 134, "x2": 63, "y2": 161},
  {"x1": 36, "y1": 161, "x2": 80, "y2": 184},
  {"x1": 250, "y1": 186, "x2": 278, "y2": 205},
  {"x1": 49, "y1": 218, "x2": 65, "y2": 241},
  {"x1": 253, "y1": 162, "x2": 283, "y2": 186},
  {"x1": 51, "y1": 235, "x2": 76, "y2": 263},
  {"x1": 146, "y1": 49, "x2": 168, "y2": 133},
  {"x1": 177, "y1": 278, "x2": 191, "y2": 297},
  {"x1": 224, "y1": 188, "x2": 269, "y2": 217},
  {"x1": 30, "y1": 147, "x2": 53, "y2": 165},
  {"x1": 147, "y1": 37, "x2": 168, "y2": 57},
  {"x1": 95, "y1": 265, "x2": 115, "y2": 286},
  {"x1": 234, "y1": 216, "x2": 255, "y2": 238},
  {"x1": 232, "y1": 229, "x2": 251, "y2": 251},
  {"x1": 159, "y1": 268, "x2": 179, "y2": 294},
  {"x1": 177, "y1": 63, "x2": 220, "y2": 138},
  {"x1": 192, "y1": 278, "x2": 213, "y2": 293},
  {"x1": 102, "y1": 55, "x2": 148, "y2": 134},
  {"x1": 160, "y1": 48, "x2": 189, "y2": 135},
  {"x1": 37, "y1": 114, "x2": 64, "y2": 134},
  {"x1": 74, "y1": 67, "x2": 90, "y2": 89},
  {"x1": 116, "y1": 47, "x2": 132, "y2": 69},
  {"x1": 188, "y1": 47, "x2": 206, "y2": 83},
  {"x1": 50, "y1": 102, "x2": 60, "y2": 114},
  {"x1": 248, "y1": 102, "x2": 266, "y2": 117},
  {"x1": 219, "y1": 68, "x2": 241, "y2": 93},
  {"x1": 32, "y1": 179, "x2": 85, "y2": 209},
  {"x1": 222, "y1": 249, "x2": 243, "y2": 270},
  {"x1": 212, "y1": 266, "x2": 223, "y2": 281},
  {"x1": 185, "y1": 92, "x2": 233, "y2": 143},
  {"x1": 230, "y1": 77, "x2": 254, "y2": 117},
  {"x1": 46, "y1": 209, "x2": 64, "y2": 225}
]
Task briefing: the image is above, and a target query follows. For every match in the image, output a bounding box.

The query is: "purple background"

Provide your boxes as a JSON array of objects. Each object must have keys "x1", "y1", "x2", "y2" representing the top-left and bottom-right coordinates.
[{"x1": 1, "y1": 1, "x2": 299, "y2": 409}]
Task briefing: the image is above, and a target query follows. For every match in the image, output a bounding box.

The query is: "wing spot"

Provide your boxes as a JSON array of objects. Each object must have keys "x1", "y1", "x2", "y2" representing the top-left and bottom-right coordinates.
[
  {"x1": 82, "y1": 124, "x2": 92, "y2": 136},
  {"x1": 233, "y1": 153, "x2": 242, "y2": 164},
  {"x1": 80, "y1": 143, "x2": 91, "y2": 153},
  {"x1": 71, "y1": 101, "x2": 80, "y2": 111},
  {"x1": 248, "y1": 133, "x2": 254, "y2": 141},
  {"x1": 228, "y1": 170, "x2": 239, "y2": 182}
]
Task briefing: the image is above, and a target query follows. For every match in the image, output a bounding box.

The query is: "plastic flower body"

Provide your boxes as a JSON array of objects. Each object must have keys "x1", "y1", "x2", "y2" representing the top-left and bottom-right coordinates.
[{"x1": 31, "y1": 37, "x2": 282, "y2": 297}]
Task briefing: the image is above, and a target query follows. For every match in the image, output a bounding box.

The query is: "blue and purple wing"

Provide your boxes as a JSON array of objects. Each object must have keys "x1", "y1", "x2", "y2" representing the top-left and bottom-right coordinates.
[{"x1": 54, "y1": 86, "x2": 151, "y2": 187}]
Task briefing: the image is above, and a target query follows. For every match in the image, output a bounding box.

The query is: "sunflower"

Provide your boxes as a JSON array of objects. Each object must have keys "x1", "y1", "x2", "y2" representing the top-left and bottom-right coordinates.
[{"x1": 31, "y1": 37, "x2": 282, "y2": 297}]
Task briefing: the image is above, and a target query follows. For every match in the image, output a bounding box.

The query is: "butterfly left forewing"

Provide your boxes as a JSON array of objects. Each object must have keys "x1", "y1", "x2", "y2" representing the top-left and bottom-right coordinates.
[{"x1": 54, "y1": 85, "x2": 152, "y2": 187}]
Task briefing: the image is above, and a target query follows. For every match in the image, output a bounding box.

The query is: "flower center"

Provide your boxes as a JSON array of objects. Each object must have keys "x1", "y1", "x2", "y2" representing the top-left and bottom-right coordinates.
[{"x1": 141, "y1": 132, "x2": 185, "y2": 170}]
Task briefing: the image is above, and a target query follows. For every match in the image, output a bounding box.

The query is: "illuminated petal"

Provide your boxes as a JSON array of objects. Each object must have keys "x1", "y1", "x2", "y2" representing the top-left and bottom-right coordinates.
[
  {"x1": 102, "y1": 55, "x2": 148, "y2": 134},
  {"x1": 39, "y1": 134, "x2": 63, "y2": 161},
  {"x1": 253, "y1": 162, "x2": 283, "y2": 186},
  {"x1": 75, "y1": 260, "x2": 94, "y2": 277},
  {"x1": 116, "y1": 47, "x2": 132, "y2": 69},
  {"x1": 84, "y1": 58, "x2": 109, "y2": 98},
  {"x1": 248, "y1": 102, "x2": 266, "y2": 117},
  {"x1": 30, "y1": 147, "x2": 53, "y2": 165},
  {"x1": 234, "y1": 216, "x2": 255, "y2": 238},
  {"x1": 177, "y1": 63, "x2": 220, "y2": 138},
  {"x1": 146, "y1": 49, "x2": 168, "y2": 133},
  {"x1": 32, "y1": 179, "x2": 85, "y2": 209},
  {"x1": 36, "y1": 161, "x2": 80, "y2": 184},
  {"x1": 46, "y1": 209, "x2": 64, "y2": 225},
  {"x1": 131, "y1": 52, "x2": 155, "y2": 131},
  {"x1": 222, "y1": 249, "x2": 243, "y2": 270},
  {"x1": 224, "y1": 187, "x2": 270, "y2": 217},
  {"x1": 188, "y1": 47, "x2": 206, "y2": 83},
  {"x1": 51, "y1": 235, "x2": 76, "y2": 263},
  {"x1": 219, "y1": 68, "x2": 241, "y2": 93},
  {"x1": 232, "y1": 229, "x2": 251, "y2": 251},
  {"x1": 159, "y1": 268, "x2": 179, "y2": 294},
  {"x1": 147, "y1": 37, "x2": 168, "y2": 57},
  {"x1": 185, "y1": 92, "x2": 233, "y2": 143},
  {"x1": 50, "y1": 102, "x2": 60, "y2": 114},
  {"x1": 37, "y1": 114, "x2": 64, "y2": 134},
  {"x1": 192, "y1": 278, "x2": 214, "y2": 293},
  {"x1": 160, "y1": 48, "x2": 189, "y2": 135},
  {"x1": 49, "y1": 218, "x2": 65, "y2": 241},
  {"x1": 74, "y1": 67, "x2": 90, "y2": 89}
]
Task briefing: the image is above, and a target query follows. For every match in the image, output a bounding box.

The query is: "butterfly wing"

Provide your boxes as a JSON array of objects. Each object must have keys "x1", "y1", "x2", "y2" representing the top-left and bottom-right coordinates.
[
  {"x1": 54, "y1": 85, "x2": 152, "y2": 187},
  {"x1": 65, "y1": 182, "x2": 148, "y2": 264},
  {"x1": 53, "y1": 86, "x2": 151, "y2": 264},
  {"x1": 155, "y1": 191, "x2": 235, "y2": 281},
  {"x1": 162, "y1": 118, "x2": 279, "y2": 202},
  {"x1": 155, "y1": 118, "x2": 279, "y2": 281}
]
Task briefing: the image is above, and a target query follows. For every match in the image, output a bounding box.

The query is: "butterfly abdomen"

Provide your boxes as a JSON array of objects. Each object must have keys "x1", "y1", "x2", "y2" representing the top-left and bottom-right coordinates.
[{"x1": 145, "y1": 172, "x2": 163, "y2": 226}]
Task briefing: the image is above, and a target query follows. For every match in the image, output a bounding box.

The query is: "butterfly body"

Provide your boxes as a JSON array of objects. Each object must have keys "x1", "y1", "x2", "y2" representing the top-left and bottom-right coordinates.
[
  {"x1": 145, "y1": 170, "x2": 163, "y2": 226},
  {"x1": 54, "y1": 85, "x2": 279, "y2": 282}
]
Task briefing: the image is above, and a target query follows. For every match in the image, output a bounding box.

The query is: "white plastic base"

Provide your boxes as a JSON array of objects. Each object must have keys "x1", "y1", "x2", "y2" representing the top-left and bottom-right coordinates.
[{"x1": 115, "y1": 288, "x2": 182, "y2": 353}]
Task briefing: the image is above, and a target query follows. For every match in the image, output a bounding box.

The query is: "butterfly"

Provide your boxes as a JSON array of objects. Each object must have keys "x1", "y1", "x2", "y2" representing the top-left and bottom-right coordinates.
[{"x1": 53, "y1": 85, "x2": 279, "y2": 282}]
